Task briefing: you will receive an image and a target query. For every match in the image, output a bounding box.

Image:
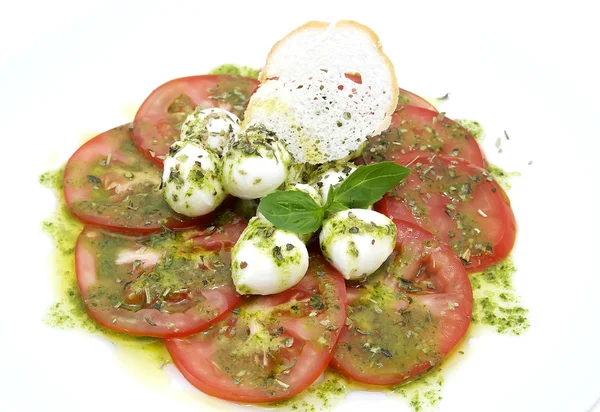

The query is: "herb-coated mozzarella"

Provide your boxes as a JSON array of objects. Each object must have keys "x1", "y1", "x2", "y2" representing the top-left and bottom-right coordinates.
[
  {"x1": 222, "y1": 126, "x2": 291, "y2": 199},
  {"x1": 180, "y1": 107, "x2": 241, "y2": 155},
  {"x1": 320, "y1": 208, "x2": 396, "y2": 280},
  {"x1": 231, "y1": 216, "x2": 309, "y2": 295},
  {"x1": 311, "y1": 162, "x2": 357, "y2": 204},
  {"x1": 162, "y1": 140, "x2": 227, "y2": 217}
]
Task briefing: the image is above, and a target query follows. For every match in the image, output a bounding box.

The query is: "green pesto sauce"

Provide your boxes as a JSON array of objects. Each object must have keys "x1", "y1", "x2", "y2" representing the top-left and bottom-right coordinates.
[
  {"x1": 40, "y1": 167, "x2": 172, "y2": 382},
  {"x1": 457, "y1": 119, "x2": 485, "y2": 142},
  {"x1": 39, "y1": 111, "x2": 527, "y2": 411},
  {"x1": 486, "y1": 162, "x2": 521, "y2": 191},
  {"x1": 272, "y1": 370, "x2": 348, "y2": 411},
  {"x1": 470, "y1": 257, "x2": 529, "y2": 335},
  {"x1": 391, "y1": 367, "x2": 445, "y2": 412},
  {"x1": 209, "y1": 64, "x2": 261, "y2": 80}
]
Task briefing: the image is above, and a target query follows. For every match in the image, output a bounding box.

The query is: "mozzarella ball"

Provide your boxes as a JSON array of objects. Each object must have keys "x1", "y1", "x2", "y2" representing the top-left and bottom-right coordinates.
[
  {"x1": 222, "y1": 126, "x2": 291, "y2": 199},
  {"x1": 180, "y1": 107, "x2": 240, "y2": 155},
  {"x1": 320, "y1": 209, "x2": 396, "y2": 280},
  {"x1": 162, "y1": 140, "x2": 226, "y2": 217},
  {"x1": 311, "y1": 162, "x2": 357, "y2": 204},
  {"x1": 232, "y1": 217, "x2": 309, "y2": 295}
]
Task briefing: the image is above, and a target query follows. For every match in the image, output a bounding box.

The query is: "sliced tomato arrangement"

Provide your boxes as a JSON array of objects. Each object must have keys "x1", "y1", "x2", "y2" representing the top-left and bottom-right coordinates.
[
  {"x1": 397, "y1": 88, "x2": 437, "y2": 112},
  {"x1": 132, "y1": 74, "x2": 259, "y2": 166},
  {"x1": 75, "y1": 212, "x2": 247, "y2": 338},
  {"x1": 377, "y1": 156, "x2": 516, "y2": 272},
  {"x1": 63, "y1": 124, "x2": 217, "y2": 233},
  {"x1": 57, "y1": 61, "x2": 518, "y2": 404},
  {"x1": 331, "y1": 220, "x2": 472, "y2": 385},
  {"x1": 165, "y1": 254, "x2": 347, "y2": 403},
  {"x1": 363, "y1": 106, "x2": 485, "y2": 168}
]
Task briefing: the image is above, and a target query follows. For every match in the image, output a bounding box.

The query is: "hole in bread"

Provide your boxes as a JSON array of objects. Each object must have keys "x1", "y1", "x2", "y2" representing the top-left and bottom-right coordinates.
[{"x1": 344, "y1": 73, "x2": 362, "y2": 84}]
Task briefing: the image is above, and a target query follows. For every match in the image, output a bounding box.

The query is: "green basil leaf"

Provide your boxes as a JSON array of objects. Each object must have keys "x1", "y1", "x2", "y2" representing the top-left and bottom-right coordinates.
[
  {"x1": 323, "y1": 185, "x2": 334, "y2": 210},
  {"x1": 326, "y1": 201, "x2": 348, "y2": 213},
  {"x1": 333, "y1": 162, "x2": 410, "y2": 208},
  {"x1": 257, "y1": 190, "x2": 324, "y2": 234}
]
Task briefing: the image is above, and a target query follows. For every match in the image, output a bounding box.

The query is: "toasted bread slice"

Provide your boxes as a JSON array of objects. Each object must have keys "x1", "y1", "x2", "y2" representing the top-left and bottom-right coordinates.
[{"x1": 243, "y1": 21, "x2": 398, "y2": 164}]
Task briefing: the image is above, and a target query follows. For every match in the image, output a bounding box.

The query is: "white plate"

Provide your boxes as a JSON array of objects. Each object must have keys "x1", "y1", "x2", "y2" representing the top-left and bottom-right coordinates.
[{"x1": 1, "y1": 1, "x2": 599, "y2": 411}]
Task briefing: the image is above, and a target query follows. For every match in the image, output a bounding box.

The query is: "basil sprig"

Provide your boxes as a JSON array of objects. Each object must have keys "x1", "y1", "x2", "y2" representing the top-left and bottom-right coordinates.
[
  {"x1": 257, "y1": 162, "x2": 409, "y2": 233},
  {"x1": 257, "y1": 190, "x2": 324, "y2": 234}
]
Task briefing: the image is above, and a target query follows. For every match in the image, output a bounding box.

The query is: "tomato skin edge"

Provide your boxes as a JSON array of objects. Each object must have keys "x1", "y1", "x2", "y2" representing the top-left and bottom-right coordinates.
[
  {"x1": 329, "y1": 355, "x2": 432, "y2": 386},
  {"x1": 464, "y1": 183, "x2": 516, "y2": 273},
  {"x1": 62, "y1": 198, "x2": 218, "y2": 235}
]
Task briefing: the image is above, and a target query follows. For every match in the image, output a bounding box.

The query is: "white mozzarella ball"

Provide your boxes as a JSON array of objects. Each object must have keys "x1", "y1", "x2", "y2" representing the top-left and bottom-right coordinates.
[
  {"x1": 319, "y1": 208, "x2": 396, "y2": 280},
  {"x1": 180, "y1": 107, "x2": 241, "y2": 155},
  {"x1": 162, "y1": 140, "x2": 226, "y2": 217},
  {"x1": 311, "y1": 162, "x2": 357, "y2": 204},
  {"x1": 232, "y1": 217, "x2": 309, "y2": 295},
  {"x1": 222, "y1": 126, "x2": 291, "y2": 199}
]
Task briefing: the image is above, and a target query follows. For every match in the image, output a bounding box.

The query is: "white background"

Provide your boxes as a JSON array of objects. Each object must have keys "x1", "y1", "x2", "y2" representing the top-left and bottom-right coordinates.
[{"x1": 1, "y1": 0, "x2": 599, "y2": 411}]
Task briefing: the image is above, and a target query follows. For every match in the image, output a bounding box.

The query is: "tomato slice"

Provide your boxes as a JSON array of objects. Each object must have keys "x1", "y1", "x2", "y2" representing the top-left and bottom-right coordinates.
[
  {"x1": 182, "y1": 211, "x2": 248, "y2": 251},
  {"x1": 63, "y1": 124, "x2": 216, "y2": 233},
  {"x1": 363, "y1": 106, "x2": 485, "y2": 168},
  {"x1": 75, "y1": 213, "x2": 247, "y2": 337},
  {"x1": 376, "y1": 156, "x2": 516, "y2": 272},
  {"x1": 330, "y1": 220, "x2": 472, "y2": 385},
  {"x1": 165, "y1": 255, "x2": 347, "y2": 403},
  {"x1": 397, "y1": 88, "x2": 437, "y2": 112},
  {"x1": 132, "y1": 75, "x2": 259, "y2": 166}
]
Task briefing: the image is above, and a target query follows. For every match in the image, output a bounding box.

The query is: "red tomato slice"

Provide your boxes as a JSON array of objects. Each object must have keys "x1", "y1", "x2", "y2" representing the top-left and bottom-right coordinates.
[
  {"x1": 376, "y1": 156, "x2": 516, "y2": 272},
  {"x1": 132, "y1": 75, "x2": 259, "y2": 166},
  {"x1": 182, "y1": 211, "x2": 248, "y2": 251},
  {"x1": 63, "y1": 124, "x2": 217, "y2": 233},
  {"x1": 75, "y1": 214, "x2": 247, "y2": 338},
  {"x1": 363, "y1": 106, "x2": 485, "y2": 168},
  {"x1": 397, "y1": 88, "x2": 437, "y2": 112},
  {"x1": 330, "y1": 220, "x2": 472, "y2": 385},
  {"x1": 165, "y1": 255, "x2": 347, "y2": 403}
]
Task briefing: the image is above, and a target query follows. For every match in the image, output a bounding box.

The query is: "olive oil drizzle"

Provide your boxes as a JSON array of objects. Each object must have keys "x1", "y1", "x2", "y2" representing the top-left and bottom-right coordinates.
[{"x1": 40, "y1": 103, "x2": 527, "y2": 411}]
